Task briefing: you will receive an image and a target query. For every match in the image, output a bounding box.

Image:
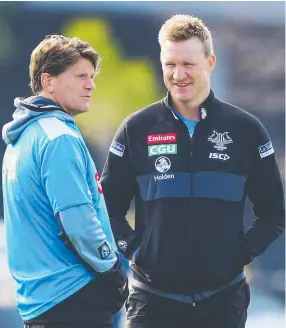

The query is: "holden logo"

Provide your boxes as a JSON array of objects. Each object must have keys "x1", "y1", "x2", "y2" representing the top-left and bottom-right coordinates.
[{"x1": 155, "y1": 156, "x2": 171, "y2": 173}]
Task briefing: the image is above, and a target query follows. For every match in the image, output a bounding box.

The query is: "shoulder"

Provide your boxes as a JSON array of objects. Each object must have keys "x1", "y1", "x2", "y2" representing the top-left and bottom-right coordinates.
[
  {"x1": 37, "y1": 117, "x2": 79, "y2": 141},
  {"x1": 217, "y1": 99, "x2": 265, "y2": 133},
  {"x1": 36, "y1": 117, "x2": 87, "y2": 163},
  {"x1": 122, "y1": 99, "x2": 167, "y2": 135}
]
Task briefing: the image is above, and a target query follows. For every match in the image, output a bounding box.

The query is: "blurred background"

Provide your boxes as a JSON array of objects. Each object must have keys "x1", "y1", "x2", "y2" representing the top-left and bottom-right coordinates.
[{"x1": 0, "y1": 1, "x2": 285, "y2": 327}]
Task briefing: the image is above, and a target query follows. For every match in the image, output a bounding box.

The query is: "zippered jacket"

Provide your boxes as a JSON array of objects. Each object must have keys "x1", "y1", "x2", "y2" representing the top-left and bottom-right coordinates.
[
  {"x1": 101, "y1": 90, "x2": 285, "y2": 295},
  {"x1": 2, "y1": 96, "x2": 124, "y2": 320}
]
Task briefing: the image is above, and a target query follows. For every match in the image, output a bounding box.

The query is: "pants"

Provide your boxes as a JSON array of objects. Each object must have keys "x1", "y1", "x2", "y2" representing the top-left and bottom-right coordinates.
[
  {"x1": 127, "y1": 279, "x2": 250, "y2": 328},
  {"x1": 24, "y1": 276, "x2": 128, "y2": 328}
]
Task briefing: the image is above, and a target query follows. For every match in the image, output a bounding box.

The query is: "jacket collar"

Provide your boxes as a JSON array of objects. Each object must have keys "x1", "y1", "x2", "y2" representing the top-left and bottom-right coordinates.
[
  {"x1": 162, "y1": 89, "x2": 217, "y2": 121},
  {"x1": 20, "y1": 96, "x2": 68, "y2": 114}
]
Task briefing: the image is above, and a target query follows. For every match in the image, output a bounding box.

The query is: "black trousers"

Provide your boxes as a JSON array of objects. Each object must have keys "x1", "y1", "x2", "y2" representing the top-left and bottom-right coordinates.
[
  {"x1": 24, "y1": 277, "x2": 128, "y2": 328},
  {"x1": 127, "y1": 280, "x2": 250, "y2": 328}
]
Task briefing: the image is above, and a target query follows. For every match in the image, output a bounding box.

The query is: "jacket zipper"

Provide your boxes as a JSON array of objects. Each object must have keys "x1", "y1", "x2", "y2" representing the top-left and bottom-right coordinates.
[
  {"x1": 179, "y1": 116, "x2": 202, "y2": 298},
  {"x1": 189, "y1": 121, "x2": 202, "y2": 303},
  {"x1": 174, "y1": 116, "x2": 197, "y2": 293},
  {"x1": 171, "y1": 108, "x2": 204, "y2": 298}
]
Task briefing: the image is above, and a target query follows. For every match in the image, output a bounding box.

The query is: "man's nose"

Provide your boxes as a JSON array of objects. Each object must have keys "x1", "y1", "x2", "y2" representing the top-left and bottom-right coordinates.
[
  {"x1": 173, "y1": 67, "x2": 187, "y2": 80},
  {"x1": 86, "y1": 78, "x2": 95, "y2": 90}
]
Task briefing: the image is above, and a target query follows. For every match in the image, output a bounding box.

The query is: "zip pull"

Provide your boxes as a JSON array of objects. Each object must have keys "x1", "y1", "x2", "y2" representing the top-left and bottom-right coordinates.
[{"x1": 192, "y1": 302, "x2": 196, "y2": 307}]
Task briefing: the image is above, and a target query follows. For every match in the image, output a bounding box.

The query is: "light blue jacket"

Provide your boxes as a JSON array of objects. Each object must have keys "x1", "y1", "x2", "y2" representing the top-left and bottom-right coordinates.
[{"x1": 2, "y1": 96, "x2": 118, "y2": 321}]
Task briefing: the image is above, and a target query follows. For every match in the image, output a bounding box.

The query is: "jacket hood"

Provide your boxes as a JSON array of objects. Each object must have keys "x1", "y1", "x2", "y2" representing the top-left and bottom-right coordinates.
[{"x1": 2, "y1": 96, "x2": 75, "y2": 145}]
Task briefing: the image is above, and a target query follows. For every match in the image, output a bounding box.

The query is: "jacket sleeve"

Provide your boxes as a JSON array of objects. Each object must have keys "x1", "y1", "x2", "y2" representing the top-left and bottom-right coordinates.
[
  {"x1": 58, "y1": 204, "x2": 118, "y2": 273},
  {"x1": 41, "y1": 135, "x2": 118, "y2": 272},
  {"x1": 101, "y1": 120, "x2": 139, "y2": 260},
  {"x1": 241, "y1": 120, "x2": 285, "y2": 265}
]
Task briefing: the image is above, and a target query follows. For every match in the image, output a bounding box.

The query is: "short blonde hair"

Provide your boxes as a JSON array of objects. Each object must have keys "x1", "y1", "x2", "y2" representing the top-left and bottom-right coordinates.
[
  {"x1": 158, "y1": 14, "x2": 214, "y2": 57},
  {"x1": 29, "y1": 34, "x2": 101, "y2": 95}
]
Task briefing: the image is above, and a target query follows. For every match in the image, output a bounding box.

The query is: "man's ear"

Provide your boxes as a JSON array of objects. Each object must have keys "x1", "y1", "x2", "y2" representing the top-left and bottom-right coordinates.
[
  {"x1": 208, "y1": 54, "x2": 216, "y2": 73},
  {"x1": 41, "y1": 73, "x2": 54, "y2": 93}
]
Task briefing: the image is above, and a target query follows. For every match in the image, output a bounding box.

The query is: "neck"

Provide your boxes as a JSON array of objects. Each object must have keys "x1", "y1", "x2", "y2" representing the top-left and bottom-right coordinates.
[
  {"x1": 38, "y1": 92, "x2": 69, "y2": 115},
  {"x1": 172, "y1": 102, "x2": 199, "y2": 120},
  {"x1": 172, "y1": 87, "x2": 210, "y2": 121},
  {"x1": 38, "y1": 91, "x2": 58, "y2": 104}
]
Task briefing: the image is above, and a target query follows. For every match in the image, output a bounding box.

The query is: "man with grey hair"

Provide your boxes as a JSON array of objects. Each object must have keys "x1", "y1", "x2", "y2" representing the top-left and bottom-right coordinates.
[{"x1": 102, "y1": 15, "x2": 284, "y2": 328}]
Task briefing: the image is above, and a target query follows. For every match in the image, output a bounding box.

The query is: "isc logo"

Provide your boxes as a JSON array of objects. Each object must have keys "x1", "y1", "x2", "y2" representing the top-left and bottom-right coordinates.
[
  {"x1": 148, "y1": 144, "x2": 177, "y2": 156},
  {"x1": 209, "y1": 153, "x2": 230, "y2": 161}
]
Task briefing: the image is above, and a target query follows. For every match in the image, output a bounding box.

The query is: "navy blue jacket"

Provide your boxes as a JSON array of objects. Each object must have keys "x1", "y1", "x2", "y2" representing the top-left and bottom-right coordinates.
[{"x1": 101, "y1": 90, "x2": 284, "y2": 295}]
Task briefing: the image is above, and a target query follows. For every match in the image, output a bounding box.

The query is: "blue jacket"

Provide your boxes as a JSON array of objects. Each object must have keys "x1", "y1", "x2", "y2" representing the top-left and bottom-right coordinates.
[{"x1": 2, "y1": 96, "x2": 122, "y2": 320}]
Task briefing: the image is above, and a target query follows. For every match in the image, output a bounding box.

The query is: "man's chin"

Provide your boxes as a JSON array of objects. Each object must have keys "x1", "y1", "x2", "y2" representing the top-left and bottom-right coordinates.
[
  {"x1": 80, "y1": 105, "x2": 91, "y2": 113},
  {"x1": 173, "y1": 95, "x2": 192, "y2": 104},
  {"x1": 71, "y1": 107, "x2": 90, "y2": 117}
]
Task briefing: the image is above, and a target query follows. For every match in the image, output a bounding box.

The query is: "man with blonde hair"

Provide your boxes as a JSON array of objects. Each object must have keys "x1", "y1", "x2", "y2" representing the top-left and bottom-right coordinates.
[
  {"x1": 102, "y1": 14, "x2": 284, "y2": 328},
  {"x1": 2, "y1": 35, "x2": 127, "y2": 328}
]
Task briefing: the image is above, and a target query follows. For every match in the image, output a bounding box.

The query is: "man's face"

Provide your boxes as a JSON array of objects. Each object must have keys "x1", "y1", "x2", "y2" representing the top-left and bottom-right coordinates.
[
  {"x1": 160, "y1": 37, "x2": 215, "y2": 105},
  {"x1": 51, "y1": 57, "x2": 95, "y2": 117}
]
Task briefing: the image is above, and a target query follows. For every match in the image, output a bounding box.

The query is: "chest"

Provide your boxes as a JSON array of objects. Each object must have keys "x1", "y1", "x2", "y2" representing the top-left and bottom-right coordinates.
[{"x1": 129, "y1": 120, "x2": 252, "y2": 177}]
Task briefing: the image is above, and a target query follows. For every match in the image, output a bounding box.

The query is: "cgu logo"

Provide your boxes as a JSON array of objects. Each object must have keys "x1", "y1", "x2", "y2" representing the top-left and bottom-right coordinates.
[
  {"x1": 209, "y1": 153, "x2": 230, "y2": 161},
  {"x1": 148, "y1": 144, "x2": 177, "y2": 156}
]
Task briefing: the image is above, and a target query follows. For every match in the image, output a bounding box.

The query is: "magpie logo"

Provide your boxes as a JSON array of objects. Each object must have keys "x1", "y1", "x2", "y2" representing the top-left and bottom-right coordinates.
[{"x1": 208, "y1": 131, "x2": 233, "y2": 150}]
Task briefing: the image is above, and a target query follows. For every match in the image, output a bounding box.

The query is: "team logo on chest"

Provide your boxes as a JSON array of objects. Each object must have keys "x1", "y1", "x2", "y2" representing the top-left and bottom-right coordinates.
[{"x1": 208, "y1": 131, "x2": 233, "y2": 150}]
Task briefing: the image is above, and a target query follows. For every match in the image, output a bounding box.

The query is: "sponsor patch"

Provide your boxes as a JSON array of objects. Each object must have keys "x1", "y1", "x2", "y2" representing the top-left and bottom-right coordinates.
[
  {"x1": 209, "y1": 153, "x2": 230, "y2": 161},
  {"x1": 154, "y1": 173, "x2": 175, "y2": 181},
  {"x1": 258, "y1": 141, "x2": 274, "y2": 158},
  {"x1": 155, "y1": 156, "x2": 171, "y2": 173},
  {"x1": 98, "y1": 241, "x2": 111, "y2": 259},
  {"x1": 109, "y1": 140, "x2": 125, "y2": 157},
  {"x1": 147, "y1": 133, "x2": 177, "y2": 145},
  {"x1": 148, "y1": 144, "x2": 177, "y2": 156}
]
